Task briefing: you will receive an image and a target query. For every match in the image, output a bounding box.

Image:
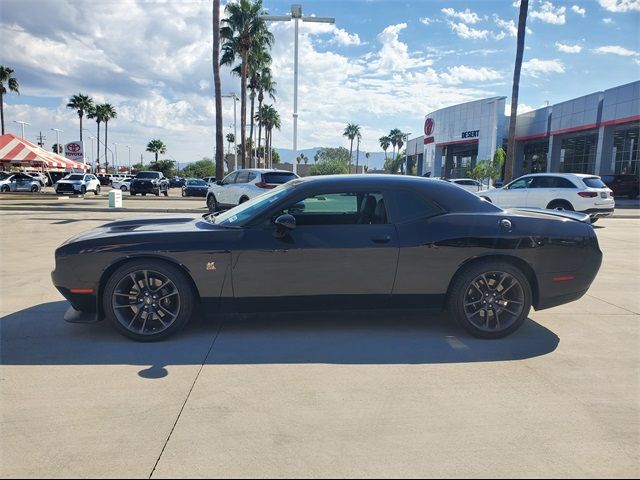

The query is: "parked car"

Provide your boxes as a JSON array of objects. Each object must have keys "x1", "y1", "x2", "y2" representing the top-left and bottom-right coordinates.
[
  {"x1": 129, "y1": 171, "x2": 169, "y2": 196},
  {"x1": 0, "y1": 172, "x2": 42, "y2": 192},
  {"x1": 53, "y1": 175, "x2": 603, "y2": 341},
  {"x1": 477, "y1": 173, "x2": 614, "y2": 222},
  {"x1": 202, "y1": 176, "x2": 219, "y2": 185},
  {"x1": 206, "y1": 168, "x2": 298, "y2": 212},
  {"x1": 112, "y1": 176, "x2": 133, "y2": 191},
  {"x1": 96, "y1": 175, "x2": 112, "y2": 186},
  {"x1": 601, "y1": 174, "x2": 639, "y2": 199},
  {"x1": 442, "y1": 178, "x2": 484, "y2": 193},
  {"x1": 169, "y1": 177, "x2": 186, "y2": 188},
  {"x1": 181, "y1": 178, "x2": 209, "y2": 197},
  {"x1": 55, "y1": 173, "x2": 101, "y2": 195},
  {"x1": 25, "y1": 171, "x2": 49, "y2": 187}
]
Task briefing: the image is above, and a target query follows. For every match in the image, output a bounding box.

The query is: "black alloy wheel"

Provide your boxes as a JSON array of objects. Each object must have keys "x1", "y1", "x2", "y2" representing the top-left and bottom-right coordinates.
[
  {"x1": 31, "y1": 185, "x2": 39, "y2": 192},
  {"x1": 1, "y1": 185, "x2": 9, "y2": 192},
  {"x1": 103, "y1": 260, "x2": 195, "y2": 341},
  {"x1": 448, "y1": 261, "x2": 532, "y2": 339}
]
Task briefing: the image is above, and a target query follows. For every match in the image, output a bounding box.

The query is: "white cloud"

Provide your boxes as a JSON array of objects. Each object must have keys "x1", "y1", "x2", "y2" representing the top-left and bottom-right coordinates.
[
  {"x1": 555, "y1": 42, "x2": 583, "y2": 53},
  {"x1": 571, "y1": 5, "x2": 587, "y2": 16},
  {"x1": 493, "y1": 15, "x2": 518, "y2": 38},
  {"x1": 419, "y1": 17, "x2": 434, "y2": 25},
  {"x1": 448, "y1": 22, "x2": 489, "y2": 40},
  {"x1": 603, "y1": 17, "x2": 615, "y2": 23},
  {"x1": 331, "y1": 28, "x2": 362, "y2": 46},
  {"x1": 594, "y1": 45, "x2": 639, "y2": 56},
  {"x1": 530, "y1": 1, "x2": 567, "y2": 25},
  {"x1": 598, "y1": 0, "x2": 640, "y2": 12},
  {"x1": 440, "y1": 66, "x2": 502, "y2": 85},
  {"x1": 441, "y1": 8, "x2": 482, "y2": 24},
  {"x1": 369, "y1": 23, "x2": 433, "y2": 71},
  {"x1": 522, "y1": 58, "x2": 566, "y2": 76},
  {"x1": 506, "y1": 103, "x2": 536, "y2": 115}
]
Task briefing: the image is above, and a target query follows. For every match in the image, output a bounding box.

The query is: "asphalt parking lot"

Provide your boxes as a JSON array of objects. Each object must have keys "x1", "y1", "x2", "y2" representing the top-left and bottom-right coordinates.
[{"x1": 1, "y1": 207, "x2": 639, "y2": 478}]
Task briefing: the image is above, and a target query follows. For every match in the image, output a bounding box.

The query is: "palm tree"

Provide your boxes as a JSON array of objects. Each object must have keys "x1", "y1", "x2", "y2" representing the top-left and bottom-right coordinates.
[
  {"x1": 226, "y1": 132, "x2": 235, "y2": 155},
  {"x1": 221, "y1": 0, "x2": 273, "y2": 169},
  {"x1": 87, "y1": 104, "x2": 106, "y2": 171},
  {"x1": 389, "y1": 128, "x2": 403, "y2": 160},
  {"x1": 504, "y1": 0, "x2": 529, "y2": 183},
  {"x1": 66, "y1": 93, "x2": 93, "y2": 142},
  {"x1": 379, "y1": 136, "x2": 391, "y2": 160},
  {"x1": 213, "y1": 0, "x2": 225, "y2": 180},
  {"x1": 99, "y1": 104, "x2": 117, "y2": 172},
  {"x1": 256, "y1": 66, "x2": 276, "y2": 165},
  {"x1": 0, "y1": 66, "x2": 19, "y2": 135},
  {"x1": 355, "y1": 131, "x2": 362, "y2": 172},
  {"x1": 260, "y1": 104, "x2": 280, "y2": 168},
  {"x1": 343, "y1": 123, "x2": 361, "y2": 172},
  {"x1": 146, "y1": 139, "x2": 167, "y2": 165}
]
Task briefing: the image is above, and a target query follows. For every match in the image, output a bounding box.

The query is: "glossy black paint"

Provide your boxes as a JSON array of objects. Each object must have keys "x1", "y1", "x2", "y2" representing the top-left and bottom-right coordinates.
[
  {"x1": 182, "y1": 185, "x2": 209, "y2": 197},
  {"x1": 51, "y1": 175, "x2": 602, "y2": 321}
]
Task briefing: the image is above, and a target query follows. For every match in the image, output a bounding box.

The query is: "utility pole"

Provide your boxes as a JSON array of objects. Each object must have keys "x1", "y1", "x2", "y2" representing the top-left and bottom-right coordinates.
[{"x1": 36, "y1": 131, "x2": 46, "y2": 148}]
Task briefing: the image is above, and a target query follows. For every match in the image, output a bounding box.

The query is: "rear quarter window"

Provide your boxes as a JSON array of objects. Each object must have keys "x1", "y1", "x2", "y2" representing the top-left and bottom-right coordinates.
[
  {"x1": 389, "y1": 189, "x2": 444, "y2": 223},
  {"x1": 263, "y1": 172, "x2": 297, "y2": 184},
  {"x1": 583, "y1": 177, "x2": 607, "y2": 188}
]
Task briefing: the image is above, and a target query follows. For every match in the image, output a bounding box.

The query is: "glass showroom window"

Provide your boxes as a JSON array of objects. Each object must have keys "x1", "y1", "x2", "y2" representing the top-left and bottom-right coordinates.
[
  {"x1": 522, "y1": 141, "x2": 548, "y2": 174},
  {"x1": 612, "y1": 125, "x2": 639, "y2": 175},
  {"x1": 560, "y1": 133, "x2": 598, "y2": 174}
]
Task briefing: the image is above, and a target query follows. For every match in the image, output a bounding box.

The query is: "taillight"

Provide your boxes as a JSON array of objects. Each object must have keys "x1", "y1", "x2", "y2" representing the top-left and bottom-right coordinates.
[
  {"x1": 578, "y1": 191, "x2": 598, "y2": 198},
  {"x1": 256, "y1": 179, "x2": 275, "y2": 189}
]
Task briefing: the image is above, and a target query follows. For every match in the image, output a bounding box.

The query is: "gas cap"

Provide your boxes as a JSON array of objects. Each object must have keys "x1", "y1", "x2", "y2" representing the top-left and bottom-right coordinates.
[{"x1": 500, "y1": 219, "x2": 512, "y2": 231}]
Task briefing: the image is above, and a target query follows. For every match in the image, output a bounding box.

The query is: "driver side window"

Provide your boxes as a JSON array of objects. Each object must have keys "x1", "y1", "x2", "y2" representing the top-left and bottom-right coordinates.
[
  {"x1": 222, "y1": 172, "x2": 238, "y2": 185},
  {"x1": 280, "y1": 192, "x2": 388, "y2": 226},
  {"x1": 508, "y1": 177, "x2": 533, "y2": 189}
]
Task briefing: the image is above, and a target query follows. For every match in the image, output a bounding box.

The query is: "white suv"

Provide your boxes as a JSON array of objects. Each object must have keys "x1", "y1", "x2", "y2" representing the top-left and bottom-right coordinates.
[
  {"x1": 206, "y1": 169, "x2": 298, "y2": 212},
  {"x1": 477, "y1": 173, "x2": 615, "y2": 221}
]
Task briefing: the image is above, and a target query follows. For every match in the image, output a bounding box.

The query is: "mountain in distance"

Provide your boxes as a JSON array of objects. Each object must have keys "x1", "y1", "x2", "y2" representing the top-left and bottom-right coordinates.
[{"x1": 275, "y1": 147, "x2": 389, "y2": 170}]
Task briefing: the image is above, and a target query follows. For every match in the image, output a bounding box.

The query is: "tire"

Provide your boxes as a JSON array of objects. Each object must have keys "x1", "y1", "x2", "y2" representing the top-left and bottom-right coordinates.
[
  {"x1": 447, "y1": 260, "x2": 532, "y2": 339},
  {"x1": 81, "y1": 185, "x2": 86, "y2": 195},
  {"x1": 120, "y1": 185, "x2": 127, "y2": 191},
  {"x1": 102, "y1": 259, "x2": 195, "y2": 342},
  {"x1": 1, "y1": 185, "x2": 9, "y2": 193},
  {"x1": 163, "y1": 189, "x2": 168, "y2": 197},
  {"x1": 94, "y1": 185, "x2": 101, "y2": 195},
  {"x1": 547, "y1": 200, "x2": 574, "y2": 211},
  {"x1": 155, "y1": 189, "x2": 160, "y2": 197},
  {"x1": 239, "y1": 196, "x2": 249, "y2": 204},
  {"x1": 207, "y1": 194, "x2": 218, "y2": 213},
  {"x1": 31, "y1": 185, "x2": 39, "y2": 192},
  {"x1": 142, "y1": 193, "x2": 147, "y2": 196}
]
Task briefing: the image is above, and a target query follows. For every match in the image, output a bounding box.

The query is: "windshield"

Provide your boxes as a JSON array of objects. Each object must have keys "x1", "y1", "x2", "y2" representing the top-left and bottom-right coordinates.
[
  {"x1": 67, "y1": 174, "x2": 84, "y2": 180},
  {"x1": 212, "y1": 185, "x2": 291, "y2": 226},
  {"x1": 135, "y1": 172, "x2": 160, "y2": 179},
  {"x1": 187, "y1": 179, "x2": 206, "y2": 186}
]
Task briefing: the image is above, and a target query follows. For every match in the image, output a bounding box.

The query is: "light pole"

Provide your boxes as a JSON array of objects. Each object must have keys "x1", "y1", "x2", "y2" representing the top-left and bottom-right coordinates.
[
  {"x1": 404, "y1": 132, "x2": 411, "y2": 175},
  {"x1": 14, "y1": 120, "x2": 30, "y2": 139},
  {"x1": 261, "y1": 5, "x2": 335, "y2": 175},
  {"x1": 51, "y1": 128, "x2": 63, "y2": 154},
  {"x1": 126, "y1": 145, "x2": 131, "y2": 173},
  {"x1": 88, "y1": 136, "x2": 96, "y2": 169},
  {"x1": 113, "y1": 143, "x2": 119, "y2": 172},
  {"x1": 222, "y1": 93, "x2": 238, "y2": 171}
]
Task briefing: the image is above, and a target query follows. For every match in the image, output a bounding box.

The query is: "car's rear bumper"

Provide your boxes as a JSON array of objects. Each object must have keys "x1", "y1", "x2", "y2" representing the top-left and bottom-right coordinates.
[{"x1": 581, "y1": 207, "x2": 615, "y2": 219}]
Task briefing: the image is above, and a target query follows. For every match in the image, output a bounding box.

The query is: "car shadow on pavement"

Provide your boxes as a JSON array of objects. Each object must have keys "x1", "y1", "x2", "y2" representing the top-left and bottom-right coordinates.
[{"x1": 1, "y1": 301, "x2": 560, "y2": 376}]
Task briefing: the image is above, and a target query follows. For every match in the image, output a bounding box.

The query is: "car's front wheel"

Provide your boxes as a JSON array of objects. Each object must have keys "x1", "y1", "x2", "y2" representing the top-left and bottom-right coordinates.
[
  {"x1": 94, "y1": 185, "x2": 100, "y2": 195},
  {"x1": 120, "y1": 185, "x2": 128, "y2": 191},
  {"x1": 207, "y1": 194, "x2": 218, "y2": 213},
  {"x1": 31, "y1": 185, "x2": 39, "y2": 192},
  {"x1": 81, "y1": 185, "x2": 86, "y2": 195},
  {"x1": 102, "y1": 260, "x2": 195, "y2": 341},
  {"x1": 447, "y1": 261, "x2": 532, "y2": 339}
]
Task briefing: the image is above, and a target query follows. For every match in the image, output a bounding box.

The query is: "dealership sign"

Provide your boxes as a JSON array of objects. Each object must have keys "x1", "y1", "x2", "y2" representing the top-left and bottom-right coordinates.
[
  {"x1": 423, "y1": 118, "x2": 435, "y2": 144},
  {"x1": 461, "y1": 130, "x2": 480, "y2": 139},
  {"x1": 64, "y1": 141, "x2": 85, "y2": 162}
]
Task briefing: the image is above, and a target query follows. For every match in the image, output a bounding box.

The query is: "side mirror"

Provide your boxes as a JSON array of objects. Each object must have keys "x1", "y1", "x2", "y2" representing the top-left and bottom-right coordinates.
[
  {"x1": 216, "y1": 180, "x2": 223, "y2": 186},
  {"x1": 274, "y1": 214, "x2": 296, "y2": 230}
]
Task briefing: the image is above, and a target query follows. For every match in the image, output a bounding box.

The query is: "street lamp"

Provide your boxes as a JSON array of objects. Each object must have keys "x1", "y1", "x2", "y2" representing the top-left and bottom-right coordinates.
[
  {"x1": 51, "y1": 128, "x2": 64, "y2": 154},
  {"x1": 88, "y1": 136, "x2": 97, "y2": 168},
  {"x1": 261, "y1": 4, "x2": 335, "y2": 175},
  {"x1": 404, "y1": 132, "x2": 412, "y2": 175},
  {"x1": 222, "y1": 93, "x2": 238, "y2": 171},
  {"x1": 14, "y1": 120, "x2": 30, "y2": 139},
  {"x1": 125, "y1": 145, "x2": 131, "y2": 173},
  {"x1": 113, "y1": 143, "x2": 119, "y2": 172}
]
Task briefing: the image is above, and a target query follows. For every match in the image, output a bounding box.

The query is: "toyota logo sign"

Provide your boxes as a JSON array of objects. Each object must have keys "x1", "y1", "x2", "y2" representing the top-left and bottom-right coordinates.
[
  {"x1": 424, "y1": 118, "x2": 434, "y2": 136},
  {"x1": 67, "y1": 143, "x2": 81, "y2": 153}
]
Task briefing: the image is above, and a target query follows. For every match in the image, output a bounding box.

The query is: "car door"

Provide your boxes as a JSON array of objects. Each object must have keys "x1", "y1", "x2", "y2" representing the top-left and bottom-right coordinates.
[
  {"x1": 527, "y1": 176, "x2": 557, "y2": 208},
  {"x1": 231, "y1": 189, "x2": 399, "y2": 309},
  {"x1": 15, "y1": 174, "x2": 30, "y2": 191},
  {"x1": 230, "y1": 170, "x2": 250, "y2": 204},
  {"x1": 496, "y1": 176, "x2": 533, "y2": 208},
  {"x1": 215, "y1": 172, "x2": 239, "y2": 205}
]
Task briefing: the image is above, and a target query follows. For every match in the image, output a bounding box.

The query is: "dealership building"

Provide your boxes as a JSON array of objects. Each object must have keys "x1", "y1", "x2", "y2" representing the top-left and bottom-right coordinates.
[{"x1": 407, "y1": 80, "x2": 639, "y2": 180}]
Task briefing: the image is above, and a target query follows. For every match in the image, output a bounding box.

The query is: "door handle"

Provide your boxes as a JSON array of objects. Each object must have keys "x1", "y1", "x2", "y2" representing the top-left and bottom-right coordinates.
[{"x1": 370, "y1": 234, "x2": 391, "y2": 244}]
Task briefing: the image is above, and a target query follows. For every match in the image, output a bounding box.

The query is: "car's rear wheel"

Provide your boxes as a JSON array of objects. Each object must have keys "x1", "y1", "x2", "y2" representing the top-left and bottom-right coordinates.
[
  {"x1": 547, "y1": 200, "x2": 574, "y2": 211},
  {"x1": 31, "y1": 185, "x2": 39, "y2": 192},
  {"x1": 207, "y1": 194, "x2": 218, "y2": 213},
  {"x1": 163, "y1": 189, "x2": 168, "y2": 197},
  {"x1": 81, "y1": 185, "x2": 86, "y2": 195},
  {"x1": 447, "y1": 261, "x2": 532, "y2": 339},
  {"x1": 1, "y1": 185, "x2": 10, "y2": 192},
  {"x1": 94, "y1": 185, "x2": 100, "y2": 195},
  {"x1": 103, "y1": 260, "x2": 195, "y2": 341},
  {"x1": 120, "y1": 185, "x2": 127, "y2": 191},
  {"x1": 239, "y1": 196, "x2": 249, "y2": 204}
]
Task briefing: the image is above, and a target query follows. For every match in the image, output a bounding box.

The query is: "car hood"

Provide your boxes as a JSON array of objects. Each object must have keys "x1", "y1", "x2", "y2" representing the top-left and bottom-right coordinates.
[{"x1": 57, "y1": 179, "x2": 83, "y2": 184}]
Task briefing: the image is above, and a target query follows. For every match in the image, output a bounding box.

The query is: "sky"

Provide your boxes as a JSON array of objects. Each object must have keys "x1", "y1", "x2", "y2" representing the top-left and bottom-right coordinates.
[{"x1": 1, "y1": 0, "x2": 639, "y2": 166}]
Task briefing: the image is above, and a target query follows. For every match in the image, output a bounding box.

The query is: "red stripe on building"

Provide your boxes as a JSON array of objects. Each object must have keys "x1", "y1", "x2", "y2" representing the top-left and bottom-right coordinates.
[
  {"x1": 600, "y1": 114, "x2": 640, "y2": 127},
  {"x1": 435, "y1": 138, "x2": 479, "y2": 148}
]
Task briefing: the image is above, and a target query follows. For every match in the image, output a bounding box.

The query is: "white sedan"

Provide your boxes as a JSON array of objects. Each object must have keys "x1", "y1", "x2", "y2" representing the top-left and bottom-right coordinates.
[{"x1": 112, "y1": 177, "x2": 133, "y2": 191}]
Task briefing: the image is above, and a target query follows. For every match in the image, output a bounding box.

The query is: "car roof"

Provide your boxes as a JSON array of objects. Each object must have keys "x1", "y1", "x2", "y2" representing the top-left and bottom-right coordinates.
[
  {"x1": 234, "y1": 168, "x2": 295, "y2": 173},
  {"x1": 518, "y1": 173, "x2": 600, "y2": 179}
]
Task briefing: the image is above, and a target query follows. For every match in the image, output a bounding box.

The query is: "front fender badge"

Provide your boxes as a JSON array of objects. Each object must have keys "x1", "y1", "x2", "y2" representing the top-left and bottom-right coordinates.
[{"x1": 206, "y1": 261, "x2": 217, "y2": 271}]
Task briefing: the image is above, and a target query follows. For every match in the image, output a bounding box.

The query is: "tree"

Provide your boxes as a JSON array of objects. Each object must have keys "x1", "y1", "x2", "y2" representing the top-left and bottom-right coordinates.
[
  {"x1": 310, "y1": 158, "x2": 349, "y2": 176},
  {"x1": 504, "y1": 0, "x2": 529, "y2": 183},
  {"x1": 97, "y1": 103, "x2": 117, "y2": 171},
  {"x1": 213, "y1": 0, "x2": 225, "y2": 181},
  {"x1": 470, "y1": 148, "x2": 506, "y2": 190},
  {"x1": 147, "y1": 159, "x2": 176, "y2": 177},
  {"x1": 183, "y1": 158, "x2": 216, "y2": 178},
  {"x1": 0, "y1": 66, "x2": 19, "y2": 135},
  {"x1": 343, "y1": 123, "x2": 361, "y2": 171},
  {"x1": 256, "y1": 66, "x2": 276, "y2": 165},
  {"x1": 314, "y1": 147, "x2": 351, "y2": 165},
  {"x1": 257, "y1": 104, "x2": 280, "y2": 167},
  {"x1": 66, "y1": 93, "x2": 93, "y2": 142},
  {"x1": 52, "y1": 144, "x2": 63, "y2": 154},
  {"x1": 388, "y1": 128, "x2": 403, "y2": 160},
  {"x1": 297, "y1": 153, "x2": 308, "y2": 164},
  {"x1": 87, "y1": 104, "x2": 108, "y2": 172},
  {"x1": 384, "y1": 151, "x2": 404, "y2": 174},
  {"x1": 146, "y1": 139, "x2": 167, "y2": 165},
  {"x1": 221, "y1": 0, "x2": 272, "y2": 169},
  {"x1": 379, "y1": 135, "x2": 391, "y2": 160},
  {"x1": 226, "y1": 132, "x2": 235, "y2": 155}
]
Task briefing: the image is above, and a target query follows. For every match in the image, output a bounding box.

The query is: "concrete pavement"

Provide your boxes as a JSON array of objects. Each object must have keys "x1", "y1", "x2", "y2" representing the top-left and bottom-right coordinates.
[{"x1": 0, "y1": 211, "x2": 638, "y2": 478}]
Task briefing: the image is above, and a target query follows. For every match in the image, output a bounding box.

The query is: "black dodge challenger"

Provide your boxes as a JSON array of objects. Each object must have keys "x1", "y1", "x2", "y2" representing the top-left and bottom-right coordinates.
[{"x1": 52, "y1": 175, "x2": 602, "y2": 341}]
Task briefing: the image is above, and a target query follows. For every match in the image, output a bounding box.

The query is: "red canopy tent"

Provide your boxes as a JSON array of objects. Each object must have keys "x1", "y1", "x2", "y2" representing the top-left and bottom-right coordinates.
[{"x1": 0, "y1": 133, "x2": 89, "y2": 171}]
